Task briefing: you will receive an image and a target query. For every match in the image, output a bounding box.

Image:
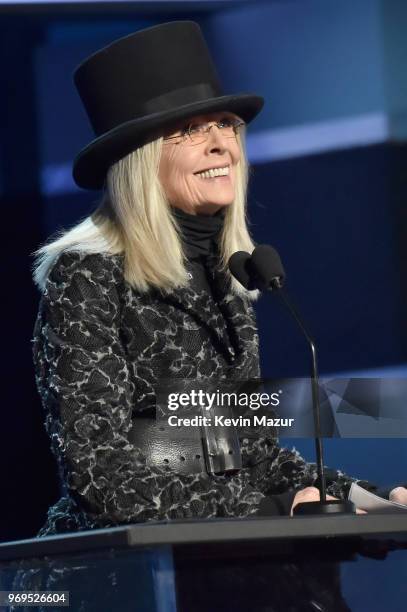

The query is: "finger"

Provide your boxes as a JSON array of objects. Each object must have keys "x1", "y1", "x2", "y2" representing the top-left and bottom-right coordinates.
[{"x1": 389, "y1": 487, "x2": 407, "y2": 505}]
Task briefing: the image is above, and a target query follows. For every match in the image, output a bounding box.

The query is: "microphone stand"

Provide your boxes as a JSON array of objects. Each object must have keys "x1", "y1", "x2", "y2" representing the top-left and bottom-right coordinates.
[{"x1": 271, "y1": 280, "x2": 356, "y2": 515}]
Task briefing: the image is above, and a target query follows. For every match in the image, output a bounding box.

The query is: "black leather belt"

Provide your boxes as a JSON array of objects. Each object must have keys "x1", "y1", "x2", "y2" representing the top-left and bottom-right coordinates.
[{"x1": 129, "y1": 404, "x2": 242, "y2": 476}]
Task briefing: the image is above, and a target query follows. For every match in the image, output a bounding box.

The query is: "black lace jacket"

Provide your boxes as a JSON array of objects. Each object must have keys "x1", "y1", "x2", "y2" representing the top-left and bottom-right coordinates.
[{"x1": 33, "y1": 250, "x2": 369, "y2": 536}]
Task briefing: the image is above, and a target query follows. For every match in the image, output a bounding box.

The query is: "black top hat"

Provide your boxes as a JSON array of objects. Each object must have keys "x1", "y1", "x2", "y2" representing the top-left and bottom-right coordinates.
[{"x1": 72, "y1": 21, "x2": 264, "y2": 190}]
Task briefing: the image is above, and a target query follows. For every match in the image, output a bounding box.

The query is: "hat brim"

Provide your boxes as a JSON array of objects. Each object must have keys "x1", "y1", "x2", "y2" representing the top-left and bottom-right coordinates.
[{"x1": 72, "y1": 93, "x2": 264, "y2": 190}]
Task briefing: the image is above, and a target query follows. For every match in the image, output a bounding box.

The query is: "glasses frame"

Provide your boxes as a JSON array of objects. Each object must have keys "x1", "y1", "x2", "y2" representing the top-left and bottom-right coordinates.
[{"x1": 163, "y1": 117, "x2": 245, "y2": 146}]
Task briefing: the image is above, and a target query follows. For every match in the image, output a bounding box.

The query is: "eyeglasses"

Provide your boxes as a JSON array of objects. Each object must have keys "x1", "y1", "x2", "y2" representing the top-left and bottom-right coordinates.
[{"x1": 163, "y1": 117, "x2": 245, "y2": 146}]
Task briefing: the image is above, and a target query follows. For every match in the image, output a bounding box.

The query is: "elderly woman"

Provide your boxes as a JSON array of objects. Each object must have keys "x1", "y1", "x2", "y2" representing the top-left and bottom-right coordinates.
[
  {"x1": 32, "y1": 22, "x2": 406, "y2": 541},
  {"x1": 25, "y1": 20, "x2": 407, "y2": 612}
]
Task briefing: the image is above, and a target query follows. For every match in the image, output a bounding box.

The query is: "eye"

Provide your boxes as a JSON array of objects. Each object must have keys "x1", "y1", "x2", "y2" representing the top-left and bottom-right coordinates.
[
  {"x1": 218, "y1": 117, "x2": 234, "y2": 128},
  {"x1": 179, "y1": 122, "x2": 202, "y2": 137},
  {"x1": 187, "y1": 123, "x2": 204, "y2": 135}
]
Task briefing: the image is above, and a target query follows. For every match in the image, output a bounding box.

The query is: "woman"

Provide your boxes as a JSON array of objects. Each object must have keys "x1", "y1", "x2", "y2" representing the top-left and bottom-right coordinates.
[
  {"x1": 23, "y1": 20, "x2": 407, "y2": 612},
  {"x1": 32, "y1": 21, "x2": 407, "y2": 537}
]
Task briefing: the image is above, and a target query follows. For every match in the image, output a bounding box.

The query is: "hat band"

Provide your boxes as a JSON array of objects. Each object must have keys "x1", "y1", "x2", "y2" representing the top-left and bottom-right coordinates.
[{"x1": 142, "y1": 83, "x2": 219, "y2": 115}]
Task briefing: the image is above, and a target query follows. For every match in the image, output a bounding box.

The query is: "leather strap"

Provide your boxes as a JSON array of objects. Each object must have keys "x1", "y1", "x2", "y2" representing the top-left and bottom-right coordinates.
[{"x1": 129, "y1": 404, "x2": 242, "y2": 476}]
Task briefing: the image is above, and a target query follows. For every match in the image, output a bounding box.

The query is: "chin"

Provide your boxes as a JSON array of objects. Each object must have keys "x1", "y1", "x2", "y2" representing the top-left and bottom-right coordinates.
[
  {"x1": 205, "y1": 194, "x2": 234, "y2": 207},
  {"x1": 209, "y1": 200, "x2": 232, "y2": 207},
  {"x1": 195, "y1": 201, "x2": 231, "y2": 215}
]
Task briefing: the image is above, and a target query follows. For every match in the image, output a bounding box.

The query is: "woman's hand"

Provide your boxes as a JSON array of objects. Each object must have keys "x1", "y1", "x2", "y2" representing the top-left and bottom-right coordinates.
[
  {"x1": 290, "y1": 486, "x2": 367, "y2": 516},
  {"x1": 389, "y1": 487, "x2": 407, "y2": 505}
]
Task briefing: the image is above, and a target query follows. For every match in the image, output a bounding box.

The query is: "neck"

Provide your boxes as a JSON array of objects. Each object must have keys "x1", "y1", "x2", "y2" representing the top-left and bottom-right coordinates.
[{"x1": 171, "y1": 206, "x2": 225, "y2": 259}]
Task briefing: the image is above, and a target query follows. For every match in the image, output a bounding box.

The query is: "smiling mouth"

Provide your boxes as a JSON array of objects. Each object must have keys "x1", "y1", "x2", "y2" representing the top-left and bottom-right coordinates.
[{"x1": 194, "y1": 165, "x2": 230, "y2": 179}]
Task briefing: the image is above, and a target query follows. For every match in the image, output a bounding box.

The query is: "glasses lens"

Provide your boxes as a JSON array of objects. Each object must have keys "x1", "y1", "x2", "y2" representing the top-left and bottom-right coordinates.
[
  {"x1": 187, "y1": 123, "x2": 206, "y2": 145},
  {"x1": 220, "y1": 120, "x2": 238, "y2": 137}
]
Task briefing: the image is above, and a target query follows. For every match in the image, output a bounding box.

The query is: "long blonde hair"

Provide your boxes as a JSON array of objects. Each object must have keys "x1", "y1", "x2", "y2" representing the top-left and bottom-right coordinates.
[{"x1": 33, "y1": 131, "x2": 257, "y2": 297}]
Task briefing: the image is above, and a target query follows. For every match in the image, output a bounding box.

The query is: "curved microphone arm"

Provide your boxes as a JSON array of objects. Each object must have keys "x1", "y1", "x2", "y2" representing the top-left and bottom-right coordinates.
[{"x1": 275, "y1": 286, "x2": 326, "y2": 503}]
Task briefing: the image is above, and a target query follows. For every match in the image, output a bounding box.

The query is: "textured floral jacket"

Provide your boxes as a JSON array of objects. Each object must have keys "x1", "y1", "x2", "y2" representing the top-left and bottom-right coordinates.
[{"x1": 33, "y1": 250, "x2": 368, "y2": 536}]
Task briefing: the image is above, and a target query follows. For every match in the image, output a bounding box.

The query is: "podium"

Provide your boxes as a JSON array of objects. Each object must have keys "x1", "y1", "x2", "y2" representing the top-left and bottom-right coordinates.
[{"x1": 0, "y1": 515, "x2": 406, "y2": 611}]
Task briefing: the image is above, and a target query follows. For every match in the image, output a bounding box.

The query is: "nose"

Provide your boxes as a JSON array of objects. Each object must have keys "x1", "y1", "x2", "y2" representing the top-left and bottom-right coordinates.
[{"x1": 205, "y1": 123, "x2": 229, "y2": 153}]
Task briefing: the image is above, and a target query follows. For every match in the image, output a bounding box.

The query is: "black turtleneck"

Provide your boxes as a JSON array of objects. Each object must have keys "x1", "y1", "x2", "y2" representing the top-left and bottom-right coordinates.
[
  {"x1": 171, "y1": 206, "x2": 226, "y2": 299},
  {"x1": 171, "y1": 206, "x2": 225, "y2": 261}
]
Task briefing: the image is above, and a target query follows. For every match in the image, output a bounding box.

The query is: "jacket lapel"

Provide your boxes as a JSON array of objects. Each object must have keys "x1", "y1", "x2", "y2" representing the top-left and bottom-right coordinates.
[
  {"x1": 210, "y1": 261, "x2": 260, "y2": 376},
  {"x1": 163, "y1": 254, "x2": 257, "y2": 370},
  {"x1": 164, "y1": 278, "x2": 236, "y2": 359}
]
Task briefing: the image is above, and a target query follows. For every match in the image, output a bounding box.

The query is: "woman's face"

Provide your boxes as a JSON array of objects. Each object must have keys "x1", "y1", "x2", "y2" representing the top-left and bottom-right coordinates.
[{"x1": 158, "y1": 111, "x2": 242, "y2": 216}]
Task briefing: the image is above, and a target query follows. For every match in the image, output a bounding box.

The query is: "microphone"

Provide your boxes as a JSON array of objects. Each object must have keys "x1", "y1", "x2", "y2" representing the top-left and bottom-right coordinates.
[
  {"x1": 228, "y1": 251, "x2": 253, "y2": 290},
  {"x1": 228, "y1": 246, "x2": 285, "y2": 291},
  {"x1": 229, "y1": 245, "x2": 356, "y2": 516},
  {"x1": 251, "y1": 244, "x2": 285, "y2": 291}
]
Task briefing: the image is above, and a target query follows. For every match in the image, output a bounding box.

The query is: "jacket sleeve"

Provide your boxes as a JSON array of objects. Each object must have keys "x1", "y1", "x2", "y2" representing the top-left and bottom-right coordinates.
[
  {"x1": 240, "y1": 433, "x2": 379, "y2": 500},
  {"x1": 35, "y1": 251, "x2": 260, "y2": 527}
]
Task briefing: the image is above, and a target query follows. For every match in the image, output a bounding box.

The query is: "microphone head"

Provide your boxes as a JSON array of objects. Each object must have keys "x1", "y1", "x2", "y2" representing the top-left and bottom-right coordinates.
[
  {"x1": 251, "y1": 244, "x2": 286, "y2": 290},
  {"x1": 228, "y1": 251, "x2": 252, "y2": 289}
]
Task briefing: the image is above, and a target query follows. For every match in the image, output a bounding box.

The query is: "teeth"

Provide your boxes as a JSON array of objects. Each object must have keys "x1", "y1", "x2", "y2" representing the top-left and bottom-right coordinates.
[{"x1": 196, "y1": 166, "x2": 229, "y2": 179}]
